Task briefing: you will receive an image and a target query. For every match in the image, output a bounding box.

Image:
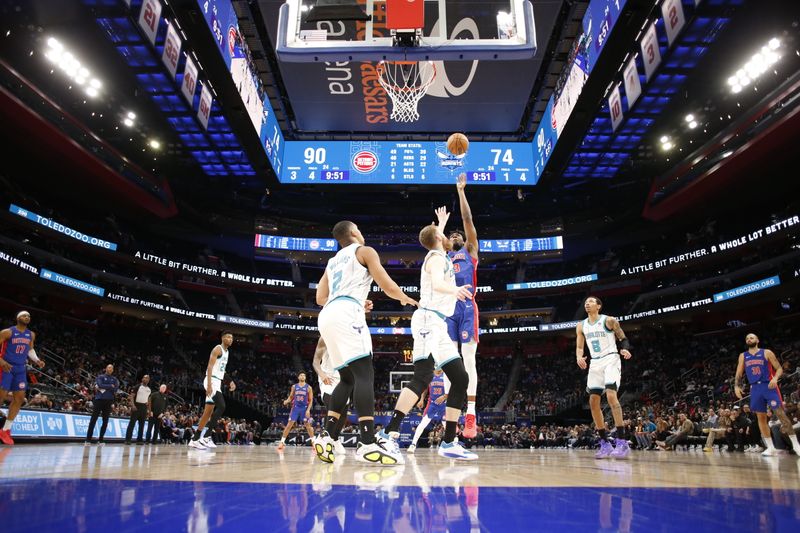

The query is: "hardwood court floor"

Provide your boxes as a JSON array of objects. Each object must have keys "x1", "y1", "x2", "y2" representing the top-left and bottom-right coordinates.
[{"x1": 1, "y1": 444, "x2": 799, "y2": 531}]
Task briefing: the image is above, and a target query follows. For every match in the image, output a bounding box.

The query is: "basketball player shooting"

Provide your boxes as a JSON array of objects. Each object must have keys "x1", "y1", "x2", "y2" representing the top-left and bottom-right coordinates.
[
  {"x1": 575, "y1": 296, "x2": 632, "y2": 459},
  {"x1": 439, "y1": 174, "x2": 480, "y2": 439},
  {"x1": 189, "y1": 331, "x2": 236, "y2": 450},
  {"x1": 734, "y1": 333, "x2": 800, "y2": 456},
  {"x1": 378, "y1": 210, "x2": 477, "y2": 461},
  {"x1": 0, "y1": 311, "x2": 44, "y2": 446}
]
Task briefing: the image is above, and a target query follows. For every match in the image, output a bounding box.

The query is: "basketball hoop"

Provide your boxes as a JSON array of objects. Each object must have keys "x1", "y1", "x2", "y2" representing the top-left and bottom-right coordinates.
[{"x1": 377, "y1": 60, "x2": 436, "y2": 123}]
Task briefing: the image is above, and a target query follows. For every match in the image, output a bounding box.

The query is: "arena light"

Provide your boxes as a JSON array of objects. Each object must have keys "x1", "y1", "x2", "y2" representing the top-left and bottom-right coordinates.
[
  {"x1": 727, "y1": 37, "x2": 781, "y2": 94},
  {"x1": 123, "y1": 117, "x2": 134, "y2": 127},
  {"x1": 44, "y1": 37, "x2": 102, "y2": 99},
  {"x1": 149, "y1": 139, "x2": 161, "y2": 150},
  {"x1": 684, "y1": 114, "x2": 694, "y2": 123},
  {"x1": 688, "y1": 120, "x2": 698, "y2": 129}
]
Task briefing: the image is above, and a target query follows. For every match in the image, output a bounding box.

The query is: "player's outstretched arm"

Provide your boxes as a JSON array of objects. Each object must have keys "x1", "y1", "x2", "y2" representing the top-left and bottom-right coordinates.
[
  {"x1": 315, "y1": 272, "x2": 330, "y2": 306},
  {"x1": 357, "y1": 246, "x2": 417, "y2": 307},
  {"x1": 575, "y1": 322, "x2": 587, "y2": 369},
  {"x1": 734, "y1": 354, "x2": 745, "y2": 399},
  {"x1": 456, "y1": 174, "x2": 479, "y2": 260},
  {"x1": 765, "y1": 350, "x2": 783, "y2": 389},
  {"x1": 435, "y1": 206, "x2": 450, "y2": 232},
  {"x1": 607, "y1": 316, "x2": 632, "y2": 359},
  {"x1": 426, "y1": 254, "x2": 472, "y2": 301}
]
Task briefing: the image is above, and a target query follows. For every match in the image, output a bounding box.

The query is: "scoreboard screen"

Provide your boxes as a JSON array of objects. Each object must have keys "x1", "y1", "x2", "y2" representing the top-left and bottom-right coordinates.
[
  {"x1": 282, "y1": 140, "x2": 537, "y2": 185},
  {"x1": 479, "y1": 236, "x2": 563, "y2": 253},
  {"x1": 254, "y1": 234, "x2": 338, "y2": 252}
]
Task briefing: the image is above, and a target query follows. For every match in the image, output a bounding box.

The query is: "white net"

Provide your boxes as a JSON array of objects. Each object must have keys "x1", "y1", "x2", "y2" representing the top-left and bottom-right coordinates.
[{"x1": 377, "y1": 61, "x2": 437, "y2": 123}]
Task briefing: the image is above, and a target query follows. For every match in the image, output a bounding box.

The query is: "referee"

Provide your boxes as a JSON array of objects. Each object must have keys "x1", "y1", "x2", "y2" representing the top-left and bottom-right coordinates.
[
  {"x1": 84, "y1": 364, "x2": 119, "y2": 446},
  {"x1": 125, "y1": 375, "x2": 151, "y2": 445}
]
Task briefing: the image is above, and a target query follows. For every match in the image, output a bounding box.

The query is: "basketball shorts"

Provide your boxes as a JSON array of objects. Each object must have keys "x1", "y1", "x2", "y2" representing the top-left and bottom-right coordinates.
[
  {"x1": 446, "y1": 299, "x2": 479, "y2": 344},
  {"x1": 204, "y1": 377, "x2": 222, "y2": 404},
  {"x1": 586, "y1": 353, "x2": 621, "y2": 394},
  {"x1": 318, "y1": 374, "x2": 340, "y2": 398},
  {"x1": 749, "y1": 383, "x2": 783, "y2": 413},
  {"x1": 289, "y1": 405, "x2": 309, "y2": 423},
  {"x1": 0, "y1": 363, "x2": 27, "y2": 392},
  {"x1": 423, "y1": 401, "x2": 445, "y2": 422},
  {"x1": 412, "y1": 309, "x2": 461, "y2": 368},
  {"x1": 318, "y1": 298, "x2": 372, "y2": 370}
]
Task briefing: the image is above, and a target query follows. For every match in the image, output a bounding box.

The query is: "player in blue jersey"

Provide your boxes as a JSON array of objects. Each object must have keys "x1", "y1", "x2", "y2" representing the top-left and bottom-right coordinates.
[
  {"x1": 442, "y1": 174, "x2": 480, "y2": 439},
  {"x1": 278, "y1": 372, "x2": 315, "y2": 450},
  {"x1": 734, "y1": 333, "x2": 800, "y2": 456},
  {"x1": 0, "y1": 311, "x2": 44, "y2": 445},
  {"x1": 407, "y1": 369, "x2": 449, "y2": 452}
]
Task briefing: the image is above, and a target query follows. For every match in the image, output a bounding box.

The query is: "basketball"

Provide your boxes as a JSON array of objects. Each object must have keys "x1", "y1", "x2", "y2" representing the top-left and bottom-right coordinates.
[{"x1": 447, "y1": 132, "x2": 469, "y2": 155}]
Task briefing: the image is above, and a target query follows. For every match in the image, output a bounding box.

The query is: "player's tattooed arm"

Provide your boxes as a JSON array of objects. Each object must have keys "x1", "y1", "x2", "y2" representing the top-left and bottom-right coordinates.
[
  {"x1": 607, "y1": 316, "x2": 632, "y2": 359},
  {"x1": 765, "y1": 349, "x2": 783, "y2": 389}
]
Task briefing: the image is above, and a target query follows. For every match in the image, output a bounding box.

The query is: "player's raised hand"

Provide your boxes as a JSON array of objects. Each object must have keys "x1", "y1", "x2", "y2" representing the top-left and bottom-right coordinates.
[
  {"x1": 455, "y1": 285, "x2": 473, "y2": 301},
  {"x1": 435, "y1": 206, "x2": 450, "y2": 228},
  {"x1": 620, "y1": 349, "x2": 632, "y2": 360},
  {"x1": 365, "y1": 299, "x2": 374, "y2": 312},
  {"x1": 576, "y1": 355, "x2": 587, "y2": 370},
  {"x1": 456, "y1": 173, "x2": 467, "y2": 191}
]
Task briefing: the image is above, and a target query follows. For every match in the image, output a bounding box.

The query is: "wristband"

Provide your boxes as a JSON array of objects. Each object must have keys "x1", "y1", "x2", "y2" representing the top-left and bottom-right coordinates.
[
  {"x1": 619, "y1": 338, "x2": 631, "y2": 352},
  {"x1": 28, "y1": 349, "x2": 41, "y2": 363}
]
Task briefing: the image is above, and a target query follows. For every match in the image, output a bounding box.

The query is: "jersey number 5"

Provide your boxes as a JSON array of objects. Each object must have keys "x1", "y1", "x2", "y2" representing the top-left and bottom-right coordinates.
[{"x1": 590, "y1": 340, "x2": 602, "y2": 353}]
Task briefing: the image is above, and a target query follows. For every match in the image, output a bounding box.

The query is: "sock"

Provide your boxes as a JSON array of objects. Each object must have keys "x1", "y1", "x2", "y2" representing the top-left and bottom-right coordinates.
[
  {"x1": 615, "y1": 426, "x2": 625, "y2": 440},
  {"x1": 386, "y1": 410, "x2": 406, "y2": 434},
  {"x1": 443, "y1": 421, "x2": 457, "y2": 444},
  {"x1": 325, "y1": 415, "x2": 340, "y2": 439},
  {"x1": 598, "y1": 428, "x2": 607, "y2": 440},
  {"x1": 359, "y1": 420, "x2": 375, "y2": 445},
  {"x1": 334, "y1": 411, "x2": 348, "y2": 437},
  {"x1": 789, "y1": 434, "x2": 800, "y2": 452},
  {"x1": 411, "y1": 416, "x2": 431, "y2": 446},
  {"x1": 192, "y1": 428, "x2": 203, "y2": 441},
  {"x1": 467, "y1": 401, "x2": 476, "y2": 416},
  {"x1": 3, "y1": 420, "x2": 12, "y2": 431},
  {"x1": 763, "y1": 437, "x2": 775, "y2": 450},
  {"x1": 280, "y1": 437, "x2": 285, "y2": 444}
]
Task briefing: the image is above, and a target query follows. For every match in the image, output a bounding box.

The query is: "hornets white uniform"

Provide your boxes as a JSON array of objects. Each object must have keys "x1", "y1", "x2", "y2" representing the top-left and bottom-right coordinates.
[
  {"x1": 582, "y1": 315, "x2": 621, "y2": 393},
  {"x1": 318, "y1": 243, "x2": 373, "y2": 369},
  {"x1": 205, "y1": 344, "x2": 229, "y2": 404},
  {"x1": 412, "y1": 250, "x2": 460, "y2": 367},
  {"x1": 318, "y1": 346, "x2": 340, "y2": 398}
]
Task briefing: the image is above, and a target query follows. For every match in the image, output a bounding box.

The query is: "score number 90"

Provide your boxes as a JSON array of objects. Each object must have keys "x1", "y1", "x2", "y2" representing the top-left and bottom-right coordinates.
[{"x1": 303, "y1": 147, "x2": 327, "y2": 165}]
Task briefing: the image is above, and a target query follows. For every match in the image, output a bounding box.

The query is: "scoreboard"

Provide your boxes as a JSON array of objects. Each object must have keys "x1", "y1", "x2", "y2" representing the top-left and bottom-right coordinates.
[
  {"x1": 254, "y1": 234, "x2": 338, "y2": 252},
  {"x1": 479, "y1": 236, "x2": 563, "y2": 253},
  {"x1": 281, "y1": 140, "x2": 537, "y2": 185}
]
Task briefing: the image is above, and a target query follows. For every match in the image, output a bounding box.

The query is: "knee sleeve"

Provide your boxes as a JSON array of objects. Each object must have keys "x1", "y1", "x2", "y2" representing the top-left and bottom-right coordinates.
[
  {"x1": 330, "y1": 371, "x2": 354, "y2": 415},
  {"x1": 406, "y1": 357, "x2": 434, "y2": 397},
  {"x1": 348, "y1": 357, "x2": 375, "y2": 417},
  {"x1": 442, "y1": 358, "x2": 468, "y2": 410},
  {"x1": 461, "y1": 342, "x2": 478, "y2": 396}
]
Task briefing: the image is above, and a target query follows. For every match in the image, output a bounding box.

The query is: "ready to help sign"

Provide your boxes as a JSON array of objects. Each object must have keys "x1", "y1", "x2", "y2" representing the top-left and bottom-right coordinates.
[{"x1": 352, "y1": 151, "x2": 378, "y2": 173}]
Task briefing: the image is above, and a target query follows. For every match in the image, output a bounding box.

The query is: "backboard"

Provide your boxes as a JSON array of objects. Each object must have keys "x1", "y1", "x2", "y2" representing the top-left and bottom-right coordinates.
[{"x1": 276, "y1": 0, "x2": 536, "y2": 62}]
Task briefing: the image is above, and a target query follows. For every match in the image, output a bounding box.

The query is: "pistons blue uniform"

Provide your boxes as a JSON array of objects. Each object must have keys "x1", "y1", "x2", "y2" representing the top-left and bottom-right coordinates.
[
  {"x1": 744, "y1": 349, "x2": 783, "y2": 413},
  {"x1": 423, "y1": 374, "x2": 447, "y2": 422},
  {"x1": 1, "y1": 326, "x2": 32, "y2": 392},
  {"x1": 446, "y1": 250, "x2": 479, "y2": 343},
  {"x1": 289, "y1": 383, "x2": 310, "y2": 423}
]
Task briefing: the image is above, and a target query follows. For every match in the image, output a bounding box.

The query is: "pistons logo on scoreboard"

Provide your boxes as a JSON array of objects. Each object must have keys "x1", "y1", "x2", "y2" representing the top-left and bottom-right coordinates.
[
  {"x1": 228, "y1": 26, "x2": 238, "y2": 56},
  {"x1": 309, "y1": 240, "x2": 320, "y2": 250},
  {"x1": 353, "y1": 151, "x2": 379, "y2": 173},
  {"x1": 550, "y1": 106, "x2": 558, "y2": 131}
]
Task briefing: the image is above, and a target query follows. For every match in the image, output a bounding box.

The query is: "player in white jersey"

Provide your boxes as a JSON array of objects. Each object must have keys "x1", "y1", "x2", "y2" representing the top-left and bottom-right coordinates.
[
  {"x1": 378, "y1": 209, "x2": 477, "y2": 461},
  {"x1": 189, "y1": 331, "x2": 236, "y2": 450},
  {"x1": 575, "y1": 297, "x2": 633, "y2": 458},
  {"x1": 314, "y1": 220, "x2": 417, "y2": 466}
]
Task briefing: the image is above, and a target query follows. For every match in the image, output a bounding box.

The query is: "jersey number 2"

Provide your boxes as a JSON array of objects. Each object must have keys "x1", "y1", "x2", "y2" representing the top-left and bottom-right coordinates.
[{"x1": 331, "y1": 270, "x2": 343, "y2": 295}]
